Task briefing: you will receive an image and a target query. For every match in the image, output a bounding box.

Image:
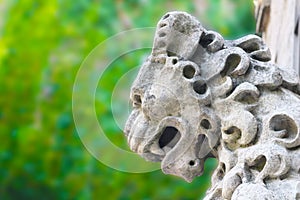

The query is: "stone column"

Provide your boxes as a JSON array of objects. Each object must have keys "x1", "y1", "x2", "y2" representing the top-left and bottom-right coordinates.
[{"x1": 255, "y1": 0, "x2": 300, "y2": 75}]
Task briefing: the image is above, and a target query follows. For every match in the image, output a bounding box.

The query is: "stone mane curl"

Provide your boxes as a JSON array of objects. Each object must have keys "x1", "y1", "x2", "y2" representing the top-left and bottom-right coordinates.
[{"x1": 124, "y1": 11, "x2": 300, "y2": 200}]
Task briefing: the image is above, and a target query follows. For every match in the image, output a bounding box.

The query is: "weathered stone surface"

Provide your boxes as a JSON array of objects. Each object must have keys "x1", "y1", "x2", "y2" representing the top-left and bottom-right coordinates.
[{"x1": 124, "y1": 11, "x2": 300, "y2": 199}]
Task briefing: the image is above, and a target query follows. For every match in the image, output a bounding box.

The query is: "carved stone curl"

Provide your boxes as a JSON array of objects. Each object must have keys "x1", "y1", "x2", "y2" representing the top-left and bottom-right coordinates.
[{"x1": 124, "y1": 11, "x2": 300, "y2": 199}]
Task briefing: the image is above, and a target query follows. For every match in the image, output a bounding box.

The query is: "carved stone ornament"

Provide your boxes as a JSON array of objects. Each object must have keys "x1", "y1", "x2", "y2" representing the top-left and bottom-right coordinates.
[{"x1": 124, "y1": 11, "x2": 300, "y2": 199}]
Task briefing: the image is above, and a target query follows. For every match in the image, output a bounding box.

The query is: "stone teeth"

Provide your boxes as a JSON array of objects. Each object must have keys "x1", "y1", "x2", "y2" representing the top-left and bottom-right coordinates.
[
  {"x1": 150, "y1": 144, "x2": 165, "y2": 156},
  {"x1": 128, "y1": 136, "x2": 139, "y2": 153}
]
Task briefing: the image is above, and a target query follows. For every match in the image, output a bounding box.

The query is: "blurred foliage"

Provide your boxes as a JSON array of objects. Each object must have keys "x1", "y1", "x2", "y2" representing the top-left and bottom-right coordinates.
[{"x1": 0, "y1": 0, "x2": 255, "y2": 199}]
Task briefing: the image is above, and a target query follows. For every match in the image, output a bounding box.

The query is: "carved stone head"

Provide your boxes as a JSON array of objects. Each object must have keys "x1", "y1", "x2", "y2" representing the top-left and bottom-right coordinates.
[{"x1": 124, "y1": 11, "x2": 300, "y2": 199}]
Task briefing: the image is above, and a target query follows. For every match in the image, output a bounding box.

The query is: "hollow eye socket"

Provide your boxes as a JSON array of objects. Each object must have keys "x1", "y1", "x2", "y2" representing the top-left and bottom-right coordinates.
[
  {"x1": 183, "y1": 65, "x2": 196, "y2": 79},
  {"x1": 158, "y1": 126, "x2": 181, "y2": 149},
  {"x1": 132, "y1": 94, "x2": 142, "y2": 107}
]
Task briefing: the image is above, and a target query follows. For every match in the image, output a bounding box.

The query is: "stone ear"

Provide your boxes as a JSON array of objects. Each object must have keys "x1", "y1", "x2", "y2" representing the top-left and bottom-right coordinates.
[
  {"x1": 269, "y1": 114, "x2": 300, "y2": 148},
  {"x1": 232, "y1": 34, "x2": 271, "y2": 61},
  {"x1": 228, "y1": 82, "x2": 260, "y2": 104},
  {"x1": 152, "y1": 11, "x2": 203, "y2": 59},
  {"x1": 199, "y1": 31, "x2": 224, "y2": 52}
]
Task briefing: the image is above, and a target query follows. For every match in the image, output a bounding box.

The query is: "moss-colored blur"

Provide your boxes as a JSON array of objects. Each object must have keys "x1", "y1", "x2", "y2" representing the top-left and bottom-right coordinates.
[{"x1": 0, "y1": 0, "x2": 255, "y2": 199}]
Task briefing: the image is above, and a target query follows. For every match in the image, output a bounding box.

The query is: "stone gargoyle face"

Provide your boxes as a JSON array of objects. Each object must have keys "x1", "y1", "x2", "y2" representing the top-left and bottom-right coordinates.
[
  {"x1": 124, "y1": 11, "x2": 300, "y2": 200},
  {"x1": 123, "y1": 10, "x2": 298, "y2": 184},
  {"x1": 124, "y1": 12, "x2": 222, "y2": 182}
]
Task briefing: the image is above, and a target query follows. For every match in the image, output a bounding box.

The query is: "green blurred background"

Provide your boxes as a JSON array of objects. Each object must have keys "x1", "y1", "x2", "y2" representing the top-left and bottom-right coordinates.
[{"x1": 0, "y1": 0, "x2": 255, "y2": 199}]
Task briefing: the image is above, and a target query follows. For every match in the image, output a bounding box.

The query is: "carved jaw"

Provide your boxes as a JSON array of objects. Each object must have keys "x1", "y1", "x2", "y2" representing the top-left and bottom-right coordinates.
[
  {"x1": 161, "y1": 146, "x2": 205, "y2": 183},
  {"x1": 145, "y1": 116, "x2": 215, "y2": 182},
  {"x1": 125, "y1": 110, "x2": 216, "y2": 182}
]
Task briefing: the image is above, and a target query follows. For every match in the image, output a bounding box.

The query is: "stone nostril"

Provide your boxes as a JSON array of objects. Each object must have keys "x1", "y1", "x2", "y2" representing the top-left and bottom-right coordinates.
[
  {"x1": 172, "y1": 58, "x2": 178, "y2": 65},
  {"x1": 133, "y1": 94, "x2": 142, "y2": 107},
  {"x1": 200, "y1": 119, "x2": 211, "y2": 129},
  {"x1": 189, "y1": 160, "x2": 196, "y2": 166}
]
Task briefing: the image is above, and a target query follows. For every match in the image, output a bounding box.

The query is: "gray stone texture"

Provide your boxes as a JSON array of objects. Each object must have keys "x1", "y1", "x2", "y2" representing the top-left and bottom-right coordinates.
[{"x1": 124, "y1": 11, "x2": 300, "y2": 199}]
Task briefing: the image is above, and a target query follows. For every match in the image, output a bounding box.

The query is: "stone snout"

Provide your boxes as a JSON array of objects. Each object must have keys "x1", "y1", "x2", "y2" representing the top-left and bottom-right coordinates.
[
  {"x1": 124, "y1": 53, "x2": 221, "y2": 182},
  {"x1": 125, "y1": 111, "x2": 217, "y2": 182}
]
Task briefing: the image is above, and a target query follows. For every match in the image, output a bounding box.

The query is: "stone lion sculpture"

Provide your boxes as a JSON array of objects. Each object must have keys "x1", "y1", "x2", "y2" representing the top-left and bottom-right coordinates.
[{"x1": 124, "y1": 11, "x2": 300, "y2": 199}]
